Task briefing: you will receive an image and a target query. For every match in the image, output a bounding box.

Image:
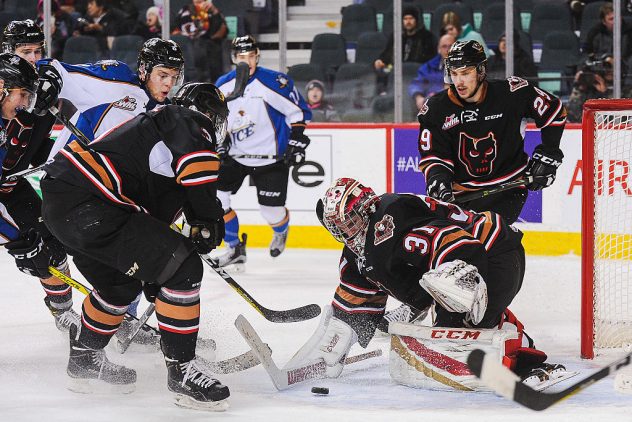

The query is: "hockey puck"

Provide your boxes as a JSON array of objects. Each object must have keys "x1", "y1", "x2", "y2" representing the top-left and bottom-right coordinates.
[{"x1": 311, "y1": 387, "x2": 329, "y2": 395}]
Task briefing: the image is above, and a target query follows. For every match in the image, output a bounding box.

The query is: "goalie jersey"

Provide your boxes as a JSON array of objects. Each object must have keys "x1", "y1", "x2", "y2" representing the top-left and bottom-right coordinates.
[
  {"x1": 215, "y1": 66, "x2": 311, "y2": 167},
  {"x1": 332, "y1": 193, "x2": 524, "y2": 346},
  {"x1": 417, "y1": 77, "x2": 566, "y2": 192},
  {"x1": 44, "y1": 105, "x2": 223, "y2": 224},
  {"x1": 39, "y1": 59, "x2": 163, "y2": 161}
]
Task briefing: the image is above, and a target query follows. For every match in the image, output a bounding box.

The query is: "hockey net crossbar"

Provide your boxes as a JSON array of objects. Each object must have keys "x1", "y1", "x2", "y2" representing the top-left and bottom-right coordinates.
[{"x1": 581, "y1": 99, "x2": 632, "y2": 359}]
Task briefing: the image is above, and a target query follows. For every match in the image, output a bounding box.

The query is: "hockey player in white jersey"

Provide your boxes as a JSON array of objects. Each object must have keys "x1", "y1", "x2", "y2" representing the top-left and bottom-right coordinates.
[
  {"x1": 214, "y1": 35, "x2": 312, "y2": 270},
  {"x1": 40, "y1": 37, "x2": 185, "y2": 159}
]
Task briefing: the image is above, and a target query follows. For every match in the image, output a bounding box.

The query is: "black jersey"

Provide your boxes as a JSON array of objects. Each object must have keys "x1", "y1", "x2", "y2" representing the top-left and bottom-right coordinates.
[
  {"x1": 417, "y1": 78, "x2": 566, "y2": 192},
  {"x1": 45, "y1": 105, "x2": 224, "y2": 223},
  {"x1": 331, "y1": 193, "x2": 523, "y2": 345}
]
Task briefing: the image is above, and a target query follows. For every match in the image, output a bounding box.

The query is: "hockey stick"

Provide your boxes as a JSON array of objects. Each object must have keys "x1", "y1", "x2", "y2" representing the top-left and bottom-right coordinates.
[
  {"x1": 197, "y1": 343, "x2": 273, "y2": 375},
  {"x1": 231, "y1": 154, "x2": 279, "y2": 159},
  {"x1": 224, "y1": 62, "x2": 250, "y2": 102},
  {"x1": 116, "y1": 303, "x2": 155, "y2": 354},
  {"x1": 467, "y1": 348, "x2": 632, "y2": 411},
  {"x1": 2, "y1": 162, "x2": 50, "y2": 184},
  {"x1": 49, "y1": 106, "x2": 92, "y2": 146},
  {"x1": 200, "y1": 254, "x2": 321, "y2": 323},
  {"x1": 235, "y1": 314, "x2": 383, "y2": 390},
  {"x1": 453, "y1": 176, "x2": 533, "y2": 204}
]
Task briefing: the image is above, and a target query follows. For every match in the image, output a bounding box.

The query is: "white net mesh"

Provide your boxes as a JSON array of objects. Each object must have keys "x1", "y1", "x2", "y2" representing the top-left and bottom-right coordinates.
[{"x1": 592, "y1": 111, "x2": 632, "y2": 350}]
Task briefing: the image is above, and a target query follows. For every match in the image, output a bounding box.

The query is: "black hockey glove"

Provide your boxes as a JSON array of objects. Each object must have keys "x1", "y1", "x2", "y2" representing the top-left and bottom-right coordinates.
[
  {"x1": 284, "y1": 125, "x2": 310, "y2": 166},
  {"x1": 426, "y1": 173, "x2": 455, "y2": 203},
  {"x1": 189, "y1": 219, "x2": 225, "y2": 255},
  {"x1": 5, "y1": 228, "x2": 53, "y2": 279},
  {"x1": 525, "y1": 145, "x2": 564, "y2": 191},
  {"x1": 216, "y1": 135, "x2": 231, "y2": 161},
  {"x1": 34, "y1": 64, "x2": 63, "y2": 116}
]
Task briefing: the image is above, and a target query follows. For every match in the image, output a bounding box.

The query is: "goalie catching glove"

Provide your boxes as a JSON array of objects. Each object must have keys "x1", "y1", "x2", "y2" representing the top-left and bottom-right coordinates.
[
  {"x1": 285, "y1": 305, "x2": 357, "y2": 378},
  {"x1": 5, "y1": 228, "x2": 53, "y2": 279},
  {"x1": 419, "y1": 260, "x2": 488, "y2": 325}
]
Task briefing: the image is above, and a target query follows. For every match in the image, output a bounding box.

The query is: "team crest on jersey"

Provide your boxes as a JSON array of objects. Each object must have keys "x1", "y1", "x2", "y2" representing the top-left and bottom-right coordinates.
[
  {"x1": 442, "y1": 114, "x2": 460, "y2": 130},
  {"x1": 374, "y1": 214, "x2": 395, "y2": 245},
  {"x1": 276, "y1": 75, "x2": 289, "y2": 89},
  {"x1": 507, "y1": 76, "x2": 528, "y2": 92},
  {"x1": 112, "y1": 96, "x2": 137, "y2": 111},
  {"x1": 461, "y1": 109, "x2": 478, "y2": 123},
  {"x1": 231, "y1": 109, "x2": 256, "y2": 142},
  {"x1": 458, "y1": 131, "x2": 497, "y2": 177}
]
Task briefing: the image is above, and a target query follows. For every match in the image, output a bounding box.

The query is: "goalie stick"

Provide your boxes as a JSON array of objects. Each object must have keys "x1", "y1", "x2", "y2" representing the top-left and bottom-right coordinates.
[
  {"x1": 235, "y1": 314, "x2": 383, "y2": 391},
  {"x1": 467, "y1": 348, "x2": 632, "y2": 411},
  {"x1": 224, "y1": 62, "x2": 250, "y2": 102},
  {"x1": 201, "y1": 254, "x2": 321, "y2": 323}
]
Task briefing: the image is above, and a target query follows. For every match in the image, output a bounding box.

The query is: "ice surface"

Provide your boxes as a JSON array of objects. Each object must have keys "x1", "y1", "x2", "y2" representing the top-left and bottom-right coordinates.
[{"x1": 1, "y1": 249, "x2": 631, "y2": 421}]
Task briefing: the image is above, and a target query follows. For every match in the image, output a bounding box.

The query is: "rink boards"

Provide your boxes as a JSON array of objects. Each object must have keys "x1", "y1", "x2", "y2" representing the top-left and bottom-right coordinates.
[{"x1": 48, "y1": 123, "x2": 622, "y2": 256}]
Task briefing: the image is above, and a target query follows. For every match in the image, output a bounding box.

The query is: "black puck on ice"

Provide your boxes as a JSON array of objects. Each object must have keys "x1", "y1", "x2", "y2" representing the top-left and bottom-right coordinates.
[{"x1": 311, "y1": 386, "x2": 329, "y2": 395}]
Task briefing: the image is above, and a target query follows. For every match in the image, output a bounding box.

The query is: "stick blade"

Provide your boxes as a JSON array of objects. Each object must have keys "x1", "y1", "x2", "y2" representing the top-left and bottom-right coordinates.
[
  {"x1": 264, "y1": 304, "x2": 321, "y2": 323},
  {"x1": 225, "y1": 62, "x2": 249, "y2": 101}
]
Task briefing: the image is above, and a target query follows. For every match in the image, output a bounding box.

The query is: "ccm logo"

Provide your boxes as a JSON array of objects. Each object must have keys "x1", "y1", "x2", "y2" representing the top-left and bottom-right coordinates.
[
  {"x1": 430, "y1": 329, "x2": 481, "y2": 340},
  {"x1": 259, "y1": 190, "x2": 281, "y2": 197}
]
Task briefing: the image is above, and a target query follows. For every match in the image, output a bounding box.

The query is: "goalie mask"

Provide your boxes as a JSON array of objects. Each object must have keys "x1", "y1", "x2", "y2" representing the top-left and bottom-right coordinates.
[
  {"x1": 172, "y1": 82, "x2": 229, "y2": 144},
  {"x1": 137, "y1": 38, "x2": 184, "y2": 86},
  {"x1": 316, "y1": 178, "x2": 380, "y2": 256}
]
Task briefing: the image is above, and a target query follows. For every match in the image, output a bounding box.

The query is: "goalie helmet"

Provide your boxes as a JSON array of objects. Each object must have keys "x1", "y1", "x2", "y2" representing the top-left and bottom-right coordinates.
[
  {"x1": 316, "y1": 178, "x2": 380, "y2": 256},
  {"x1": 0, "y1": 53, "x2": 39, "y2": 112},
  {"x1": 231, "y1": 35, "x2": 259, "y2": 64},
  {"x1": 172, "y1": 82, "x2": 229, "y2": 144},
  {"x1": 137, "y1": 38, "x2": 184, "y2": 85},
  {"x1": 444, "y1": 40, "x2": 487, "y2": 84},
  {"x1": 1, "y1": 19, "x2": 46, "y2": 56}
]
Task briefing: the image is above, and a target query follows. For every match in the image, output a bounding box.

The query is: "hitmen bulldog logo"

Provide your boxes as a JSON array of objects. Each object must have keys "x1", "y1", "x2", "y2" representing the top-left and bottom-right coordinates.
[
  {"x1": 458, "y1": 131, "x2": 497, "y2": 177},
  {"x1": 374, "y1": 214, "x2": 394, "y2": 245}
]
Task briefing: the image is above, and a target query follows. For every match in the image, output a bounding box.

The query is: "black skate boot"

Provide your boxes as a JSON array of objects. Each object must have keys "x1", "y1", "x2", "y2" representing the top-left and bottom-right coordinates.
[
  {"x1": 44, "y1": 296, "x2": 80, "y2": 333},
  {"x1": 115, "y1": 315, "x2": 161, "y2": 351},
  {"x1": 520, "y1": 362, "x2": 577, "y2": 391},
  {"x1": 67, "y1": 325, "x2": 136, "y2": 393},
  {"x1": 269, "y1": 228, "x2": 288, "y2": 257},
  {"x1": 214, "y1": 233, "x2": 247, "y2": 272},
  {"x1": 166, "y1": 357, "x2": 230, "y2": 411}
]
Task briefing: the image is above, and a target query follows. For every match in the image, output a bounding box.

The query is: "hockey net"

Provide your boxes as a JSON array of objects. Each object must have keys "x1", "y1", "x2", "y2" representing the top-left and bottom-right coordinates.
[{"x1": 581, "y1": 99, "x2": 632, "y2": 359}]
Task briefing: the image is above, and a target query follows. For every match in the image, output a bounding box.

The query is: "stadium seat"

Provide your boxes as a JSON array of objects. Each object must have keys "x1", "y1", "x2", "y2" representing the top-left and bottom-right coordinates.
[
  {"x1": 580, "y1": 1, "x2": 607, "y2": 44},
  {"x1": 370, "y1": 94, "x2": 418, "y2": 123},
  {"x1": 169, "y1": 34, "x2": 197, "y2": 82},
  {"x1": 341, "y1": 4, "x2": 377, "y2": 43},
  {"x1": 214, "y1": 0, "x2": 252, "y2": 17},
  {"x1": 386, "y1": 62, "x2": 421, "y2": 95},
  {"x1": 540, "y1": 30, "x2": 580, "y2": 72},
  {"x1": 431, "y1": 3, "x2": 474, "y2": 36},
  {"x1": 331, "y1": 63, "x2": 376, "y2": 111},
  {"x1": 364, "y1": 0, "x2": 393, "y2": 14},
  {"x1": 110, "y1": 35, "x2": 145, "y2": 72},
  {"x1": 355, "y1": 31, "x2": 388, "y2": 65},
  {"x1": 62, "y1": 36, "x2": 101, "y2": 65},
  {"x1": 529, "y1": 2, "x2": 572, "y2": 44},
  {"x1": 287, "y1": 63, "x2": 327, "y2": 98},
  {"x1": 0, "y1": 12, "x2": 23, "y2": 30},
  {"x1": 518, "y1": 30, "x2": 534, "y2": 61},
  {"x1": 3, "y1": 0, "x2": 37, "y2": 15},
  {"x1": 310, "y1": 33, "x2": 347, "y2": 76},
  {"x1": 480, "y1": 2, "x2": 521, "y2": 44}
]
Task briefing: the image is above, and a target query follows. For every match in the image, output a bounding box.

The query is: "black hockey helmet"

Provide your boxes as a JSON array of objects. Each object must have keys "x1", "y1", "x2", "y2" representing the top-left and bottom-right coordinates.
[
  {"x1": 137, "y1": 38, "x2": 184, "y2": 85},
  {"x1": 2, "y1": 19, "x2": 46, "y2": 56},
  {"x1": 231, "y1": 35, "x2": 259, "y2": 64},
  {"x1": 0, "y1": 52, "x2": 39, "y2": 112},
  {"x1": 172, "y1": 82, "x2": 229, "y2": 143},
  {"x1": 444, "y1": 40, "x2": 487, "y2": 84}
]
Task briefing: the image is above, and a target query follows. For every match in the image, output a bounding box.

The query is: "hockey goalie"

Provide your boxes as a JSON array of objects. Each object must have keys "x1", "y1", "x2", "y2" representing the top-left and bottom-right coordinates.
[{"x1": 287, "y1": 177, "x2": 573, "y2": 392}]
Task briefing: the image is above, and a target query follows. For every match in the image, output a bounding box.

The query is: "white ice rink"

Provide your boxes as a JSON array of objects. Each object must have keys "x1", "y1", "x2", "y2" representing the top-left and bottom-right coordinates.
[{"x1": 1, "y1": 248, "x2": 631, "y2": 422}]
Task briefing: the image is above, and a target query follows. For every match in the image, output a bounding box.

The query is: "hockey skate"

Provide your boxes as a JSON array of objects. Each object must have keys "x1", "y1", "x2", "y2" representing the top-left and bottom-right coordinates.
[
  {"x1": 213, "y1": 233, "x2": 247, "y2": 272},
  {"x1": 520, "y1": 362, "x2": 578, "y2": 391},
  {"x1": 115, "y1": 315, "x2": 161, "y2": 350},
  {"x1": 66, "y1": 325, "x2": 136, "y2": 394},
  {"x1": 376, "y1": 304, "x2": 428, "y2": 335},
  {"x1": 166, "y1": 357, "x2": 230, "y2": 411},
  {"x1": 269, "y1": 228, "x2": 288, "y2": 257},
  {"x1": 44, "y1": 296, "x2": 80, "y2": 333}
]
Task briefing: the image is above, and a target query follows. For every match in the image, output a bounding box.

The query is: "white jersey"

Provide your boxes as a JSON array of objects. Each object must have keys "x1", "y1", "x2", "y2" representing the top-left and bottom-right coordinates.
[
  {"x1": 39, "y1": 59, "x2": 157, "y2": 160},
  {"x1": 216, "y1": 66, "x2": 311, "y2": 167}
]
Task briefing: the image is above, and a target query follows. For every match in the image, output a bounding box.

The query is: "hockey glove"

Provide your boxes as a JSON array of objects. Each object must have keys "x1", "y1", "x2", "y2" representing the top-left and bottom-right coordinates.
[
  {"x1": 284, "y1": 125, "x2": 310, "y2": 166},
  {"x1": 525, "y1": 145, "x2": 564, "y2": 191},
  {"x1": 5, "y1": 228, "x2": 53, "y2": 279},
  {"x1": 426, "y1": 173, "x2": 455, "y2": 203},
  {"x1": 189, "y1": 219, "x2": 225, "y2": 255},
  {"x1": 216, "y1": 134, "x2": 231, "y2": 161},
  {"x1": 34, "y1": 64, "x2": 63, "y2": 116}
]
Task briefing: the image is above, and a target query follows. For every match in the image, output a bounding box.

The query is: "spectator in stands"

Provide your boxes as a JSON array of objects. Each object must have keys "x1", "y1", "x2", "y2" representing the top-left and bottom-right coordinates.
[
  {"x1": 58, "y1": 0, "x2": 87, "y2": 17},
  {"x1": 36, "y1": 0, "x2": 75, "y2": 59},
  {"x1": 585, "y1": 2, "x2": 632, "y2": 61},
  {"x1": 174, "y1": 0, "x2": 228, "y2": 82},
  {"x1": 440, "y1": 11, "x2": 492, "y2": 58},
  {"x1": 486, "y1": 31, "x2": 537, "y2": 80},
  {"x1": 408, "y1": 33, "x2": 455, "y2": 111},
  {"x1": 305, "y1": 79, "x2": 340, "y2": 122},
  {"x1": 74, "y1": 0, "x2": 129, "y2": 54},
  {"x1": 133, "y1": 6, "x2": 162, "y2": 40},
  {"x1": 567, "y1": 54, "x2": 615, "y2": 122},
  {"x1": 374, "y1": 6, "x2": 436, "y2": 72}
]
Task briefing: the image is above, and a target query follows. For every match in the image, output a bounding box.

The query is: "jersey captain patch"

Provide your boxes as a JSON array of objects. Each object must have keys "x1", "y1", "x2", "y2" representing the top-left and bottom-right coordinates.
[
  {"x1": 374, "y1": 214, "x2": 395, "y2": 245},
  {"x1": 458, "y1": 131, "x2": 497, "y2": 177}
]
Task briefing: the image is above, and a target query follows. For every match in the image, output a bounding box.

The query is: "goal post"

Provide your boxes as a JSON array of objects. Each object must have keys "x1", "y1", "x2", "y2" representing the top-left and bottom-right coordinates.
[{"x1": 581, "y1": 99, "x2": 632, "y2": 359}]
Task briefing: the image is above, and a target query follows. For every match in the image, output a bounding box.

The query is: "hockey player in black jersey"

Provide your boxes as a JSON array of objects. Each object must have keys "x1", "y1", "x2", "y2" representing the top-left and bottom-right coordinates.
[
  {"x1": 40, "y1": 83, "x2": 231, "y2": 411},
  {"x1": 418, "y1": 40, "x2": 567, "y2": 224},
  {"x1": 287, "y1": 178, "x2": 566, "y2": 389}
]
